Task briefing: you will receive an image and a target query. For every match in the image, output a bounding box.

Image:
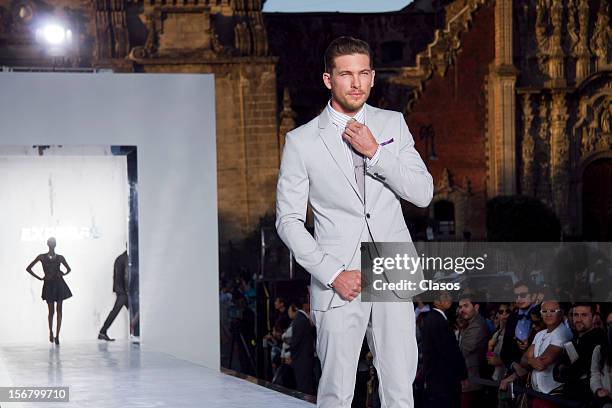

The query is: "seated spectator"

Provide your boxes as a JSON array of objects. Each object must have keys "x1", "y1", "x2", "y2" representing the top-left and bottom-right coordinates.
[
  {"x1": 523, "y1": 300, "x2": 573, "y2": 408},
  {"x1": 555, "y1": 303, "x2": 606, "y2": 401}
]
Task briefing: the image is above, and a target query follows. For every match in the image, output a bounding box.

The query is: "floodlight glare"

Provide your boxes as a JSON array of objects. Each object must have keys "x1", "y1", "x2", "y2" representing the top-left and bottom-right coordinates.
[{"x1": 42, "y1": 24, "x2": 66, "y2": 45}]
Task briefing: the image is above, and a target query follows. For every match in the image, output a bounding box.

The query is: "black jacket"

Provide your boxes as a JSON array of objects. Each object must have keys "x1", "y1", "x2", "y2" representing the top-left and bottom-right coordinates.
[
  {"x1": 421, "y1": 309, "x2": 468, "y2": 393},
  {"x1": 555, "y1": 328, "x2": 607, "y2": 399},
  {"x1": 501, "y1": 309, "x2": 532, "y2": 369},
  {"x1": 113, "y1": 251, "x2": 128, "y2": 295}
]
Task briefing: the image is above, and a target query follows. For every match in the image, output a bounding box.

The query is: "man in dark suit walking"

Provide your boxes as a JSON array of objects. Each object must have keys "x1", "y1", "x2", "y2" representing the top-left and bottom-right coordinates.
[
  {"x1": 98, "y1": 250, "x2": 128, "y2": 341},
  {"x1": 421, "y1": 291, "x2": 468, "y2": 408}
]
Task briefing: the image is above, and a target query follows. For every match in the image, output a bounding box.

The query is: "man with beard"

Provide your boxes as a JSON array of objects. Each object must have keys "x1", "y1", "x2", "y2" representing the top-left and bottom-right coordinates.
[{"x1": 276, "y1": 36, "x2": 433, "y2": 407}]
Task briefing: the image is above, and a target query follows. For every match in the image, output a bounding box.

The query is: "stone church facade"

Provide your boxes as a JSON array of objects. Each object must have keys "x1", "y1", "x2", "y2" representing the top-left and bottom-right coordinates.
[{"x1": 1, "y1": 0, "x2": 610, "y2": 244}]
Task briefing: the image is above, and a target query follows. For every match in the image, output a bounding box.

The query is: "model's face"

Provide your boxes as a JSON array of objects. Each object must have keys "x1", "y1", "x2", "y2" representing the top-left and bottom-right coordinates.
[
  {"x1": 572, "y1": 306, "x2": 593, "y2": 333},
  {"x1": 323, "y1": 53, "x2": 375, "y2": 115}
]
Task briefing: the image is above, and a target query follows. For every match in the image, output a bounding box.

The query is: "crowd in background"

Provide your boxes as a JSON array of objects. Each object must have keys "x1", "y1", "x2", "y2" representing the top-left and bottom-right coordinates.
[{"x1": 220, "y1": 274, "x2": 612, "y2": 408}]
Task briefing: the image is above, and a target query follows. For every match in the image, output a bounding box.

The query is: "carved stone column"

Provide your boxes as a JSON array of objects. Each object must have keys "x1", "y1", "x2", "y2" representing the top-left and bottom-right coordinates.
[
  {"x1": 536, "y1": 94, "x2": 551, "y2": 203},
  {"x1": 487, "y1": 0, "x2": 517, "y2": 196},
  {"x1": 548, "y1": 0, "x2": 566, "y2": 87},
  {"x1": 591, "y1": 0, "x2": 611, "y2": 70},
  {"x1": 575, "y1": 0, "x2": 591, "y2": 81},
  {"x1": 521, "y1": 93, "x2": 535, "y2": 196},
  {"x1": 550, "y1": 92, "x2": 570, "y2": 230}
]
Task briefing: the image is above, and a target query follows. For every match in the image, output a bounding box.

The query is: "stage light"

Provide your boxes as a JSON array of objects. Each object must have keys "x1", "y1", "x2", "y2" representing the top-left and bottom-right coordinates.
[
  {"x1": 35, "y1": 22, "x2": 73, "y2": 51},
  {"x1": 43, "y1": 24, "x2": 65, "y2": 45}
]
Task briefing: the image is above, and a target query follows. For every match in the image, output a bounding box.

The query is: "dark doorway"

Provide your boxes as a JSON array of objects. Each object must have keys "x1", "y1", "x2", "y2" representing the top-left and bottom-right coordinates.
[{"x1": 582, "y1": 158, "x2": 612, "y2": 241}]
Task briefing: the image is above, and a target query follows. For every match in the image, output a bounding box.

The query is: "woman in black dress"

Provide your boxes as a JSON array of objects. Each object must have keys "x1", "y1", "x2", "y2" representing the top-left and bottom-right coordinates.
[{"x1": 26, "y1": 237, "x2": 73, "y2": 345}]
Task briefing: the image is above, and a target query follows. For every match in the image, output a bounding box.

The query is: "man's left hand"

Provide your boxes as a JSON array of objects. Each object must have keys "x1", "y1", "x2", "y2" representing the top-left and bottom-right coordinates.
[{"x1": 343, "y1": 121, "x2": 379, "y2": 158}]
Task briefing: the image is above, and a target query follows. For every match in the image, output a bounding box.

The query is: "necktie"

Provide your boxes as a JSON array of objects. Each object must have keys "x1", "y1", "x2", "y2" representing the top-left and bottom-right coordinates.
[
  {"x1": 351, "y1": 146, "x2": 365, "y2": 198},
  {"x1": 346, "y1": 118, "x2": 365, "y2": 199}
]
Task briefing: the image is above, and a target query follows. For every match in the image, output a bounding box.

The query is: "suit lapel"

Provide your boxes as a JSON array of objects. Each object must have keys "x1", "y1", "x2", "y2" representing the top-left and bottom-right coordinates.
[
  {"x1": 364, "y1": 104, "x2": 386, "y2": 206},
  {"x1": 318, "y1": 108, "x2": 364, "y2": 203}
]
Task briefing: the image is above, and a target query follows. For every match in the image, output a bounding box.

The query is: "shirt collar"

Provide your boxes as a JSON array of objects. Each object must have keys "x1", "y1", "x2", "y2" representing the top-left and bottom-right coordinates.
[
  {"x1": 326, "y1": 100, "x2": 365, "y2": 129},
  {"x1": 433, "y1": 308, "x2": 447, "y2": 320}
]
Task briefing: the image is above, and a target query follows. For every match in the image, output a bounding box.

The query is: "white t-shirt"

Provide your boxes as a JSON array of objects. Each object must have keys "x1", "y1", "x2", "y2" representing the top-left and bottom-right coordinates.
[{"x1": 531, "y1": 324, "x2": 573, "y2": 394}]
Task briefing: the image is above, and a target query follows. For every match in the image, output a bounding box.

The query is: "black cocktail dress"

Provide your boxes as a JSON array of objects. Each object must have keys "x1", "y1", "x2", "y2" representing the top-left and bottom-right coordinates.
[{"x1": 40, "y1": 254, "x2": 73, "y2": 301}]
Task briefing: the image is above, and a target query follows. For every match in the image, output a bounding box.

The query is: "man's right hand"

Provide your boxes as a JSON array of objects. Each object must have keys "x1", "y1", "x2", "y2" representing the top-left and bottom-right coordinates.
[{"x1": 331, "y1": 270, "x2": 361, "y2": 301}]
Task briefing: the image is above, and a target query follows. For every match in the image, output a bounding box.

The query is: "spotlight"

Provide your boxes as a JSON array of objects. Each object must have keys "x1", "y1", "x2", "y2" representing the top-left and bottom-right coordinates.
[
  {"x1": 35, "y1": 22, "x2": 73, "y2": 51},
  {"x1": 42, "y1": 24, "x2": 65, "y2": 45}
]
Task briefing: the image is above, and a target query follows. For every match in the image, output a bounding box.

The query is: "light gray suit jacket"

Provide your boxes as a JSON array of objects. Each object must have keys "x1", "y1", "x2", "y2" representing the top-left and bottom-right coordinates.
[{"x1": 276, "y1": 104, "x2": 433, "y2": 311}]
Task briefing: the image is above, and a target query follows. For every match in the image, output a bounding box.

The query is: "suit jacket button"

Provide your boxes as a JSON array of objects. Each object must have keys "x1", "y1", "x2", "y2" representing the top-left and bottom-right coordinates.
[{"x1": 366, "y1": 213, "x2": 371, "y2": 219}]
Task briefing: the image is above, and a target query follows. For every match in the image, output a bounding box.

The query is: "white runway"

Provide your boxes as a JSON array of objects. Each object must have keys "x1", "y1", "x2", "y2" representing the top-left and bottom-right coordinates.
[{"x1": 0, "y1": 341, "x2": 314, "y2": 408}]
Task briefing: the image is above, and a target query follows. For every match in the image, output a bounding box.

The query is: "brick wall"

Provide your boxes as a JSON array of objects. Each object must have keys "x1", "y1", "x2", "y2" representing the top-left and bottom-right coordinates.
[{"x1": 408, "y1": 4, "x2": 495, "y2": 239}]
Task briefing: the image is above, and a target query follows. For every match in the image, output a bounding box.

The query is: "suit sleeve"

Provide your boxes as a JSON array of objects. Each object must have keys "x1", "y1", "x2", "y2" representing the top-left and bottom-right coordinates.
[
  {"x1": 369, "y1": 112, "x2": 433, "y2": 208},
  {"x1": 276, "y1": 132, "x2": 345, "y2": 286}
]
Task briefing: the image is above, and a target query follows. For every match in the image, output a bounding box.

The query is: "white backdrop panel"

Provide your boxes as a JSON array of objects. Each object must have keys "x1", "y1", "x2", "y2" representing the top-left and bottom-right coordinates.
[
  {"x1": 0, "y1": 155, "x2": 129, "y2": 343},
  {"x1": 0, "y1": 73, "x2": 219, "y2": 369}
]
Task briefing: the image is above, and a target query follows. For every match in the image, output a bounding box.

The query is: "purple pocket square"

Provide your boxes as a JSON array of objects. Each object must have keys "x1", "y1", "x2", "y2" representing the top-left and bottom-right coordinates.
[{"x1": 380, "y1": 138, "x2": 394, "y2": 146}]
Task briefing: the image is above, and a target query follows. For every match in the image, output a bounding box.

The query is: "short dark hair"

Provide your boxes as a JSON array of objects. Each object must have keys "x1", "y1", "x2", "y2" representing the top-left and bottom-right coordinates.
[
  {"x1": 324, "y1": 36, "x2": 372, "y2": 73},
  {"x1": 513, "y1": 280, "x2": 533, "y2": 293},
  {"x1": 572, "y1": 302, "x2": 594, "y2": 313}
]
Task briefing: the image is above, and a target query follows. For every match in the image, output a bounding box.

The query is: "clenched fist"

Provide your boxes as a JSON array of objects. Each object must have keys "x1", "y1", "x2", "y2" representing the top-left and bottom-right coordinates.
[{"x1": 332, "y1": 269, "x2": 362, "y2": 301}]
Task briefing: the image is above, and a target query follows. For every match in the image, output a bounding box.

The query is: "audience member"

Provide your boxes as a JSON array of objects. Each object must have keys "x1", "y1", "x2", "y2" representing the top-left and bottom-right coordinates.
[
  {"x1": 287, "y1": 302, "x2": 315, "y2": 395},
  {"x1": 457, "y1": 294, "x2": 489, "y2": 408},
  {"x1": 501, "y1": 281, "x2": 537, "y2": 370},
  {"x1": 523, "y1": 300, "x2": 573, "y2": 408},
  {"x1": 556, "y1": 303, "x2": 607, "y2": 401},
  {"x1": 421, "y1": 291, "x2": 468, "y2": 408}
]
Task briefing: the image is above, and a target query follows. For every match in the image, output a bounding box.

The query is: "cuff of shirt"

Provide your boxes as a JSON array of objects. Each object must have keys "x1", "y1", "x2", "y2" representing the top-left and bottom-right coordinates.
[
  {"x1": 327, "y1": 267, "x2": 345, "y2": 288},
  {"x1": 366, "y1": 145, "x2": 381, "y2": 168}
]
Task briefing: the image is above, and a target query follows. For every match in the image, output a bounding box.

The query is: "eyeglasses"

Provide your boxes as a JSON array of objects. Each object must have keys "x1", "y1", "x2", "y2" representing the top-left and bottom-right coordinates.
[
  {"x1": 497, "y1": 309, "x2": 510, "y2": 315},
  {"x1": 540, "y1": 309, "x2": 561, "y2": 315},
  {"x1": 515, "y1": 292, "x2": 530, "y2": 299}
]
